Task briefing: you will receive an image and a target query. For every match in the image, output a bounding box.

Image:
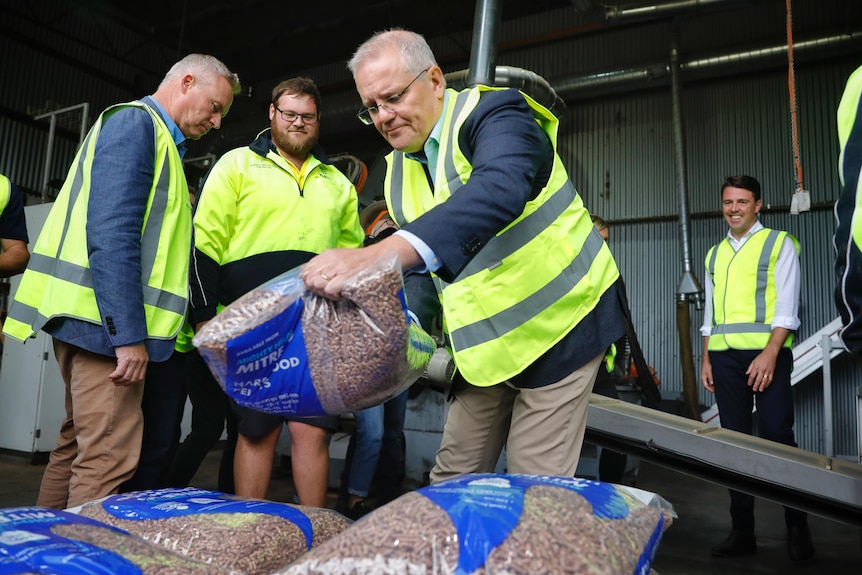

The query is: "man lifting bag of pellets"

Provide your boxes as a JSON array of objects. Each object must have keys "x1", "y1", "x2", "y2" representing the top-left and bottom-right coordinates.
[{"x1": 194, "y1": 251, "x2": 435, "y2": 417}]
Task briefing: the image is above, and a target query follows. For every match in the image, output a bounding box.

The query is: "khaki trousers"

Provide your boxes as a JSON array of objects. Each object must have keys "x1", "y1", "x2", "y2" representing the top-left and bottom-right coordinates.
[
  {"x1": 37, "y1": 340, "x2": 144, "y2": 509},
  {"x1": 430, "y1": 352, "x2": 602, "y2": 483}
]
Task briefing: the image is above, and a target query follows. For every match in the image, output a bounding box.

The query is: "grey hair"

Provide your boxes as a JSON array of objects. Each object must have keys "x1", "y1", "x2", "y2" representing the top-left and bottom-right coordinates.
[
  {"x1": 159, "y1": 53, "x2": 241, "y2": 94},
  {"x1": 347, "y1": 29, "x2": 439, "y2": 78}
]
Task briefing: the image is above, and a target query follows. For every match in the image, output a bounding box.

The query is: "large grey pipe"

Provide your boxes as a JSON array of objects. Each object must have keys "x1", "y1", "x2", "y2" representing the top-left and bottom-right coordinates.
[
  {"x1": 447, "y1": 66, "x2": 566, "y2": 114},
  {"x1": 555, "y1": 31, "x2": 862, "y2": 101},
  {"x1": 670, "y1": 36, "x2": 702, "y2": 305},
  {"x1": 670, "y1": 27, "x2": 704, "y2": 420},
  {"x1": 605, "y1": 0, "x2": 736, "y2": 21},
  {"x1": 467, "y1": 0, "x2": 502, "y2": 87}
]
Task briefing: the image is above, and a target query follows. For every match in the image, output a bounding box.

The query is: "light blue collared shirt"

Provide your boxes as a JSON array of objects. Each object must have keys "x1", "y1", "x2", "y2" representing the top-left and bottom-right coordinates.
[{"x1": 143, "y1": 96, "x2": 187, "y2": 158}]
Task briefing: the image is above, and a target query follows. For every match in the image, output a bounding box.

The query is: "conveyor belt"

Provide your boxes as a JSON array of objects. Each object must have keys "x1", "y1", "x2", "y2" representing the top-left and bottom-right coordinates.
[{"x1": 586, "y1": 394, "x2": 862, "y2": 528}]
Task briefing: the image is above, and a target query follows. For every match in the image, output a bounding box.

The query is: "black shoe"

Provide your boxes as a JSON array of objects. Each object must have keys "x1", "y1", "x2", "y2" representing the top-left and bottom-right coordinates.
[
  {"x1": 711, "y1": 529, "x2": 757, "y2": 557},
  {"x1": 345, "y1": 500, "x2": 373, "y2": 521},
  {"x1": 334, "y1": 501, "x2": 350, "y2": 517},
  {"x1": 787, "y1": 523, "x2": 815, "y2": 562}
]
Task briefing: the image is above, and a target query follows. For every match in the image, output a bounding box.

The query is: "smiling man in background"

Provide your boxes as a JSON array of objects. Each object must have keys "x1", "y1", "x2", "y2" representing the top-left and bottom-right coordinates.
[{"x1": 700, "y1": 175, "x2": 813, "y2": 562}]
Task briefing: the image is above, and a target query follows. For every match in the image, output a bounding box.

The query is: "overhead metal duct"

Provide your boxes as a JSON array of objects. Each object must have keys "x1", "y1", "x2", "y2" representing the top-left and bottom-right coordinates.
[
  {"x1": 604, "y1": 0, "x2": 743, "y2": 21},
  {"x1": 554, "y1": 31, "x2": 862, "y2": 101}
]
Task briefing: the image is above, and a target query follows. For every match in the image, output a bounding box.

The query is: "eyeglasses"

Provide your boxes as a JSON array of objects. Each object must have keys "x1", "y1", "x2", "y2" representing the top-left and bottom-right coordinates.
[
  {"x1": 356, "y1": 68, "x2": 430, "y2": 125},
  {"x1": 273, "y1": 104, "x2": 319, "y2": 125}
]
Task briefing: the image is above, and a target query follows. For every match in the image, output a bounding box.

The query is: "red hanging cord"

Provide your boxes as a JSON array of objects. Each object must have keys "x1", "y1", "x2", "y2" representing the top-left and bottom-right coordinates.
[{"x1": 786, "y1": 0, "x2": 804, "y2": 193}]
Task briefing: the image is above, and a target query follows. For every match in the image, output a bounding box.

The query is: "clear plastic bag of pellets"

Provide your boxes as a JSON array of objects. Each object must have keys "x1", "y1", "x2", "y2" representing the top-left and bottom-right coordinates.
[
  {"x1": 275, "y1": 474, "x2": 676, "y2": 575},
  {"x1": 193, "y1": 251, "x2": 435, "y2": 416},
  {"x1": 0, "y1": 506, "x2": 225, "y2": 575},
  {"x1": 72, "y1": 488, "x2": 351, "y2": 575}
]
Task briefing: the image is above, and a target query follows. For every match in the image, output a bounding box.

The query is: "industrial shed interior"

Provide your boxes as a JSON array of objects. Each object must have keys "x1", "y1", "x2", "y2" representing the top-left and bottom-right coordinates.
[{"x1": 1, "y1": 0, "x2": 861, "y2": 573}]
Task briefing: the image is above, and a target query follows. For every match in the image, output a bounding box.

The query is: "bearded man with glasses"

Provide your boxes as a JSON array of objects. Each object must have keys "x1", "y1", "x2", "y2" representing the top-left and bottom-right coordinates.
[{"x1": 186, "y1": 76, "x2": 363, "y2": 506}]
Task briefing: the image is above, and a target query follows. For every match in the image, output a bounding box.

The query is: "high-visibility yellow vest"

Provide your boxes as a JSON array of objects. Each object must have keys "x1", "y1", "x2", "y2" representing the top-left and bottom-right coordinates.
[
  {"x1": 384, "y1": 86, "x2": 619, "y2": 386},
  {"x1": 837, "y1": 65, "x2": 862, "y2": 253},
  {"x1": 174, "y1": 320, "x2": 196, "y2": 353},
  {"x1": 3, "y1": 101, "x2": 190, "y2": 343},
  {"x1": 0, "y1": 174, "x2": 10, "y2": 214},
  {"x1": 706, "y1": 228, "x2": 799, "y2": 351}
]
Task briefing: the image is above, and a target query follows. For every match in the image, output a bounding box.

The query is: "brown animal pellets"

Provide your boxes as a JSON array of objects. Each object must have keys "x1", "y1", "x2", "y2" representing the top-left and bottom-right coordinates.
[
  {"x1": 50, "y1": 523, "x2": 224, "y2": 575},
  {"x1": 194, "y1": 255, "x2": 428, "y2": 416},
  {"x1": 77, "y1": 491, "x2": 350, "y2": 575},
  {"x1": 301, "y1": 265, "x2": 412, "y2": 414},
  {"x1": 278, "y1": 477, "x2": 672, "y2": 575}
]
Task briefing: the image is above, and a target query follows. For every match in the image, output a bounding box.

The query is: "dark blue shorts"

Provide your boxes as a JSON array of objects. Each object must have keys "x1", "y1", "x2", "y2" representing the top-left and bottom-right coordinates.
[{"x1": 229, "y1": 398, "x2": 339, "y2": 437}]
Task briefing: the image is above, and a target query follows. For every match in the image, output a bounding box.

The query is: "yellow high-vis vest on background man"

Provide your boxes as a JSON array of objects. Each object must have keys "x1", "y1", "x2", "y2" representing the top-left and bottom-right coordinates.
[{"x1": 706, "y1": 228, "x2": 799, "y2": 352}]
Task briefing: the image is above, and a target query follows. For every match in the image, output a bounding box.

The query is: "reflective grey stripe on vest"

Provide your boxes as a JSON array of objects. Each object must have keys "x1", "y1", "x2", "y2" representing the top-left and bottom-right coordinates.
[
  {"x1": 711, "y1": 322, "x2": 774, "y2": 336},
  {"x1": 450, "y1": 228, "x2": 606, "y2": 352},
  {"x1": 54, "y1": 128, "x2": 98, "y2": 257},
  {"x1": 708, "y1": 229, "x2": 782, "y2": 333},
  {"x1": 441, "y1": 90, "x2": 473, "y2": 195},
  {"x1": 389, "y1": 153, "x2": 407, "y2": 228},
  {"x1": 140, "y1": 141, "x2": 171, "y2": 283},
  {"x1": 753, "y1": 230, "x2": 781, "y2": 322}
]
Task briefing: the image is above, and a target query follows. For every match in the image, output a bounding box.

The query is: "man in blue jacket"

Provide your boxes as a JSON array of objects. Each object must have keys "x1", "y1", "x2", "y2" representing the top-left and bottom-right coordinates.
[
  {"x1": 4, "y1": 54, "x2": 239, "y2": 509},
  {"x1": 301, "y1": 29, "x2": 624, "y2": 483}
]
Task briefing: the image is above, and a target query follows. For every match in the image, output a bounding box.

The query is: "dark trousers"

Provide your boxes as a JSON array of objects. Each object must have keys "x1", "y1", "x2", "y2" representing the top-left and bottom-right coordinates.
[
  {"x1": 710, "y1": 347, "x2": 807, "y2": 530},
  {"x1": 591, "y1": 370, "x2": 628, "y2": 483},
  {"x1": 121, "y1": 350, "x2": 190, "y2": 492},
  {"x1": 164, "y1": 350, "x2": 236, "y2": 493}
]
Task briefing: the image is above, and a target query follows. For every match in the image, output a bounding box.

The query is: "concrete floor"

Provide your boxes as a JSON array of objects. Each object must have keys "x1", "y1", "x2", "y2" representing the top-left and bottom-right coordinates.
[{"x1": 1, "y1": 448, "x2": 859, "y2": 574}]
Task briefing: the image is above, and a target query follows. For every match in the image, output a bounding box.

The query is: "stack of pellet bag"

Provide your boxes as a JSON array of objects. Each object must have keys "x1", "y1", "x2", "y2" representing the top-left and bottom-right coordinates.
[
  {"x1": 0, "y1": 506, "x2": 225, "y2": 574},
  {"x1": 194, "y1": 252, "x2": 435, "y2": 417},
  {"x1": 72, "y1": 488, "x2": 351, "y2": 575},
  {"x1": 276, "y1": 474, "x2": 676, "y2": 575}
]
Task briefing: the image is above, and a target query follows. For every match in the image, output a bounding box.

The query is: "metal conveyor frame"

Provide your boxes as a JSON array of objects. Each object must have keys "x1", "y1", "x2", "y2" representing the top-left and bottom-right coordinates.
[{"x1": 586, "y1": 395, "x2": 862, "y2": 528}]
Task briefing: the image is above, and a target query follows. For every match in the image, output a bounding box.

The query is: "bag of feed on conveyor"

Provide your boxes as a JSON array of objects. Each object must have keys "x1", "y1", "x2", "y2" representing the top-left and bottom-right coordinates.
[
  {"x1": 193, "y1": 251, "x2": 435, "y2": 416},
  {"x1": 73, "y1": 487, "x2": 351, "y2": 575},
  {"x1": 276, "y1": 473, "x2": 676, "y2": 575},
  {"x1": 0, "y1": 506, "x2": 223, "y2": 575}
]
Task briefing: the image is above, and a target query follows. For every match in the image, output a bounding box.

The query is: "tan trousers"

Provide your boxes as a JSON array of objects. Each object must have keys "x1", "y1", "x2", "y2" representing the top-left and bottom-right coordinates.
[
  {"x1": 430, "y1": 352, "x2": 602, "y2": 483},
  {"x1": 37, "y1": 340, "x2": 144, "y2": 509}
]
